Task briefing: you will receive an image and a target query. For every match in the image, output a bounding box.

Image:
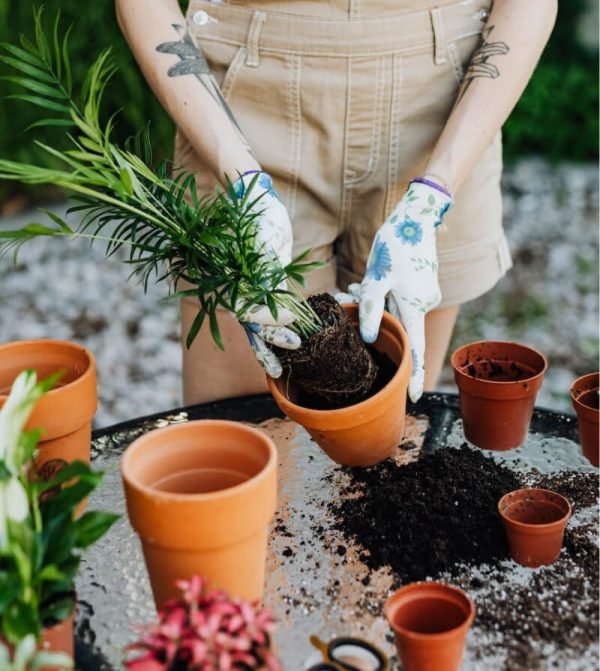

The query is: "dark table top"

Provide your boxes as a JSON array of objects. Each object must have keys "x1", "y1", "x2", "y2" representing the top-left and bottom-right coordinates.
[{"x1": 75, "y1": 392, "x2": 596, "y2": 670}]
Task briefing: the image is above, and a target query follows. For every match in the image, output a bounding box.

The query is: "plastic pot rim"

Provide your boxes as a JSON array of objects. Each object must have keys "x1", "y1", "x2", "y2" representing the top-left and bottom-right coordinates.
[
  {"x1": 384, "y1": 581, "x2": 476, "y2": 642},
  {"x1": 451, "y1": 340, "x2": 548, "y2": 388},
  {"x1": 498, "y1": 487, "x2": 572, "y2": 532},
  {"x1": 120, "y1": 419, "x2": 277, "y2": 503}
]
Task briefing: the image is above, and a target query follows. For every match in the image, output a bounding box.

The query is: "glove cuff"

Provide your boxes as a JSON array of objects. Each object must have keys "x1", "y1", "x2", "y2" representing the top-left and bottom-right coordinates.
[{"x1": 410, "y1": 176, "x2": 452, "y2": 199}]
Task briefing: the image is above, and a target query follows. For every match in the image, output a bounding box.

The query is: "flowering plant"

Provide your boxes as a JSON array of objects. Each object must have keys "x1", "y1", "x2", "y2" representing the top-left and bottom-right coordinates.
[
  {"x1": 0, "y1": 370, "x2": 118, "y2": 644},
  {"x1": 0, "y1": 635, "x2": 72, "y2": 671},
  {"x1": 126, "y1": 576, "x2": 281, "y2": 671}
]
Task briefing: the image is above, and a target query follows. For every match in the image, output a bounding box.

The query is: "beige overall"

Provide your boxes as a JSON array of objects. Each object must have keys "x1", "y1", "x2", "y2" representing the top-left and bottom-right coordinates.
[{"x1": 175, "y1": 0, "x2": 512, "y2": 402}]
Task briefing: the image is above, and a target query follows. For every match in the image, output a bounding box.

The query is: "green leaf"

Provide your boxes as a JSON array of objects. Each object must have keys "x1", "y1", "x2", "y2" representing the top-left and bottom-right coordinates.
[
  {"x1": 209, "y1": 309, "x2": 224, "y2": 351},
  {"x1": 73, "y1": 511, "x2": 119, "y2": 549},
  {"x1": 37, "y1": 565, "x2": 67, "y2": 583},
  {"x1": 25, "y1": 118, "x2": 74, "y2": 132},
  {"x1": 185, "y1": 307, "x2": 206, "y2": 349},
  {"x1": 0, "y1": 55, "x2": 55, "y2": 83},
  {"x1": 2, "y1": 602, "x2": 40, "y2": 644},
  {"x1": 40, "y1": 595, "x2": 75, "y2": 629},
  {"x1": 0, "y1": 76, "x2": 66, "y2": 99}
]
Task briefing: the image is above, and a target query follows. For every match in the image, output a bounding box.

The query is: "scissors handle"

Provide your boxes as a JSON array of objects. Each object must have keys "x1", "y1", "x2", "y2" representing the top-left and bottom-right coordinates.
[{"x1": 328, "y1": 637, "x2": 388, "y2": 671}]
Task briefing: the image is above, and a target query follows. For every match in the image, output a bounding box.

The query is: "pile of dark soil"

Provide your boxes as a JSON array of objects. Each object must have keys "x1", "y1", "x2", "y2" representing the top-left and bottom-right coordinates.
[
  {"x1": 328, "y1": 446, "x2": 522, "y2": 582},
  {"x1": 524, "y1": 470, "x2": 599, "y2": 511},
  {"x1": 276, "y1": 294, "x2": 380, "y2": 408}
]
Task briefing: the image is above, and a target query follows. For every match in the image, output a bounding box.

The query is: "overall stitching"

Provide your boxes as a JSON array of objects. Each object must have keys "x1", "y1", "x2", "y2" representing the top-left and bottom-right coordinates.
[
  {"x1": 430, "y1": 8, "x2": 448, "y2": 65},
  {"x1": 345, "y1": 55, "x2": 385, "y2": 186},
  {"x1": 384, "y1": 52, "x2": 404, "y2": 218},
  {"x1": 244, "y1": 11, "x2": 266, "y2": 67},
  {"x1": 285, "y1": 53, "x2": 302, "y2": 220},
  {"x1": 220, "y1": 45, "x2": 247, "y2": 99}
]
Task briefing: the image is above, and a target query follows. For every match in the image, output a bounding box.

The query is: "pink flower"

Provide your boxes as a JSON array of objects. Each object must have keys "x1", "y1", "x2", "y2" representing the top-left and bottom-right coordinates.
[{"x1": 126, "y1": 575, "x2": 280, "y2": 671}]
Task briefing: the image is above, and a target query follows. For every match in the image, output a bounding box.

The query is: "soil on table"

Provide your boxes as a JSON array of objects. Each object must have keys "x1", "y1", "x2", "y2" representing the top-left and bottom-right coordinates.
[
  {"x1": 326, "y1": 446, "x2": 522, "y2": 583},
  {"x1": 277, "y1": 293, "x2": 383, "y2": 408}
]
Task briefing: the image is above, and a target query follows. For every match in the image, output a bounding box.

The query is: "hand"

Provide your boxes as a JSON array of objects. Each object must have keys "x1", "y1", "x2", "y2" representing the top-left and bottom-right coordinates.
[
  {"x1": 340, "y1": 178, "x2": 452, "y2": 402},
  {"x1": 230, "y1": 171, "x2": 299, "y2": 378}
]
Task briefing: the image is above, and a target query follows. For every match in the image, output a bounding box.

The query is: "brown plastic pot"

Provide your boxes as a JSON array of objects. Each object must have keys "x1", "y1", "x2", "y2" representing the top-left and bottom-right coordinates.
[
  {"x1": 267, "y1": 305, "x2": 411, "y2": 467},
  {"x1": 121, "y1": 420, "x2": 278, "y2": 608},
  {"x1": 450, "y1": 340, "x2": 547, "y2": 451},
  {"x1": 0, "y1": 339, "x2": 97, "y2": 469},
  {"x1": 384, "y1": 582, "x2": 475, "y2": 671},
  {"x1": 570, "y1": 372, "x2": 599, "y2": 467},
  {"x1": 498, "y1": 488, "x2": 572, "y2": 567}
]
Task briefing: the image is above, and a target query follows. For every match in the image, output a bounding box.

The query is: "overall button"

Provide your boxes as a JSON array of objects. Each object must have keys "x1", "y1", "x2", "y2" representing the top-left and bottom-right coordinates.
[{"x1": 192, "y1": 10, "x2": 210, "y2": 26}]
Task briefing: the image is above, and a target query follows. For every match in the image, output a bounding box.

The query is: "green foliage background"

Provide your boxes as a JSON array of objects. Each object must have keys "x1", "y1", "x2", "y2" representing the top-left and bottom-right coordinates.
[{"x1": 0, "y1": 0, "x2": 597, "y2": 204}]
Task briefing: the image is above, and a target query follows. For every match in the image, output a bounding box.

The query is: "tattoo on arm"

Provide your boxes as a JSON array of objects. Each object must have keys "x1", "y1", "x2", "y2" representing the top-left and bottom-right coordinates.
[
  {"x1": 456, "y1": 26, "x2": 510, "y2": 104},
  {"x1": 156, "y1": 24, "x2": 256, "y2": 160}
]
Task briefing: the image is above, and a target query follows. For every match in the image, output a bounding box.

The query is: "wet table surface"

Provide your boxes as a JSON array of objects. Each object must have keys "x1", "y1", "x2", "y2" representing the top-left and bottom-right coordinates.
[{"x1": 75, "y1": 392, "x2": 597, "y2": 670}]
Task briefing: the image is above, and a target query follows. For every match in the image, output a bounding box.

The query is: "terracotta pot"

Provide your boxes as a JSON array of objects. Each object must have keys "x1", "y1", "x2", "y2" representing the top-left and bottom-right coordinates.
[
  {"x1": 0, "y1": 339, "x2": 97, "y2": 469},
  {"x1": 498, "y1": 487, "x2": 571, "y2": 567},
  {"x1": 384, "y1": 582, "x2": 475, "y2": 671},
  {"x1": 39, "y1": 610, "x2": 75, "y2": 670},
  {"x1": 1, "y1": 610, "x2": 74, "y2": 670},
  {"x1": 267, "y1": 305, "x2": 411, "y2": 467},
  {"x1": 570, "y1": 372, "x2": 599, "y2": 467},
  {"x1": 450, "y1": 340, "x2": 547, "y2": 451},
  {"x1": 121, "y1": 420, "x2": 278, "y2": 608}
]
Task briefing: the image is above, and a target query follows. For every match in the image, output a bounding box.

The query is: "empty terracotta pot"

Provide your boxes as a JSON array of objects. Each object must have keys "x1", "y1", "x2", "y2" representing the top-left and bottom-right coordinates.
[
  {"x1": 450, "y1": 340, "x2": 547, "y2": 451},
  {"x1": 121, "y1": 420, "x2": 278, "y2": 608},
  {"x1": 384, "y1": 582, "x2": 475, "y2": 671},
  {"x1": 267, "y1": 305, "x2": 411, "y2": 467},
  {"x1": 0, "y1": 339, "x2": 96, "y2": 469},
  {"x1": 570, "y1": 372, "x2": 599, "y2": 467},
  {"x1": 498, "y1": 488, "x2": 572, "y2": 567}
]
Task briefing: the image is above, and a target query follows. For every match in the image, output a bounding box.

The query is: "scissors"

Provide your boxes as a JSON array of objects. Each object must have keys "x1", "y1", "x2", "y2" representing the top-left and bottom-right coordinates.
[{"x1": 306, "y1": 634, "x2": 389, "y2": 671}]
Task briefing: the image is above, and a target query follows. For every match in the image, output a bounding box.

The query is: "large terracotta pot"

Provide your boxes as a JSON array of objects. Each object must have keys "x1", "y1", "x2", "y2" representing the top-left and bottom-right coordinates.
[
  {"x1": 121, "y1": 420, "x2": 278, "y2": 608},
  {"x1": 384, "y1": 582, "x2": 475, "y2": 671},
  {"x1": 451, "y1": 340, "x2": 547, "y2": 451},
  {"x1": 498, "y1": 488, "x2": 572, "y2": 567},
  {"x1": 570, "y1": 372, "x2": 599, "y2": 467},
  {"x1": 0, "y1": 339, "x2": 97, "y2": 469},
  {"x1": 267, "y1": 305, "x2": 411, "y2": 467}
]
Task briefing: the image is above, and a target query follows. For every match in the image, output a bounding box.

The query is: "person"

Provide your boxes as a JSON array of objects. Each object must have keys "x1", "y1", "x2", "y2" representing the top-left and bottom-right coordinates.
[{"x1": 116, "y1": 0, "x2": 557, "y2": 405}]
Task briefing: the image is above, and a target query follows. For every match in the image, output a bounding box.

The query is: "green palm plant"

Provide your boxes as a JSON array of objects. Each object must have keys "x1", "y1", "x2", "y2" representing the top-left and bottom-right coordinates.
[{"x1": 0, "y1": 9, "x2": 322, "y2": 349}]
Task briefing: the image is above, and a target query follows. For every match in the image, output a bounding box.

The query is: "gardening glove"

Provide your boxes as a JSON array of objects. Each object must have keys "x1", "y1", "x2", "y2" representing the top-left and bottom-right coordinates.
[
  {"x1": 230, "y1": 171, "x2": 299, "y2": 378},
  {"x1": 336, "y1": 178, "x2": 452, "y2": 403}
]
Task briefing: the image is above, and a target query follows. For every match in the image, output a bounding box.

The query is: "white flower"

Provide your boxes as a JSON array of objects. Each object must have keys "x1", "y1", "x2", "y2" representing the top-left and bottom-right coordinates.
[
  {"x1": 0, "y1": 370, "x2": 41, "y2": 473},
  {"x1": 0, "y1": 477, "x2": 29, "y2": 551}
]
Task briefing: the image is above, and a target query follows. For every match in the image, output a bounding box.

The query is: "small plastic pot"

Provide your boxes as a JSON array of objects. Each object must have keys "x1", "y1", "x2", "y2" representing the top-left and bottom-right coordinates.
[
  {"x1": 450, "y1": 340, "x2": 547, "y2": 450},
  {"x1": 121, "y1": 420, "x2": 278, "y2": 608},
  {"x1": 0, "y1": 339, "x2": 97, "y2": 469},
  {"x1": 570, "y1": 372, "x2": 599, "y2": 467},
  {"x1": 498, "y1": 488, "x2": 572, "y2": 567},
  {"x1": 384, "y1": 582, "x2": 475, "y2": 671},
  {"x1": 268, "y1": 305, "x2": 411, "y2": 467}
]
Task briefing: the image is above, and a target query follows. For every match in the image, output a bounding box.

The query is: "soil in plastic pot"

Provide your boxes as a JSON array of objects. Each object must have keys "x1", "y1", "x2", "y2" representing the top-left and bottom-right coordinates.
[{"x1": 276, "y1": 294, "x2": 380, "y2": 408}]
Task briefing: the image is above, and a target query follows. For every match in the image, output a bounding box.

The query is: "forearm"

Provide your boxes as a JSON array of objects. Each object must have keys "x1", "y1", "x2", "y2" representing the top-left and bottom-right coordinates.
[
  {"x1": 115, "y1": 0, "x2": 259, "y2": 184},
  {"x1": 425, "y1": 0, "x2": 557, "y2": 192}
]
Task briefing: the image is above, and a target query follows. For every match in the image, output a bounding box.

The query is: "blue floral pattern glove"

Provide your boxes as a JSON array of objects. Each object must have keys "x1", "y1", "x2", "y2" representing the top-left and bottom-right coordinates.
[
  {"x1": 231, "y1": 171, "x2": 299, "y2": 378},
  {"x1": 337, "y1": 179, "x2": 452, "y2": 402}
]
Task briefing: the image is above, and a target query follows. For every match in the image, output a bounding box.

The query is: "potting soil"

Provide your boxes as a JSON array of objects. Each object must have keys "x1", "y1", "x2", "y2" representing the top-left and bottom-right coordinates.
[{"x1": 327, "y1": 446, "x2": 522, "y2": 583}]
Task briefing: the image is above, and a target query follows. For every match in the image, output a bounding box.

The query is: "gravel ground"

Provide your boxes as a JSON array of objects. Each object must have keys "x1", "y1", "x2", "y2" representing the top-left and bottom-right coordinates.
[{"x1": 1, "y1": 158, "x2": 598, "y2": 428}]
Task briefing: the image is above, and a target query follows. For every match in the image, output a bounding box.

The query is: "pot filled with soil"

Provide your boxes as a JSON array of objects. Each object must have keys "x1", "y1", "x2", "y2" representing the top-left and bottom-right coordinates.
[
  {"x1": 450, "y1": 340, "x2": 547, "y2": 451},
  {"x1": 121, "y1": 420, "x2": 277, "y2": 608},
  {"x1": 384, "y1": 581, "x2": 476, "y2": 671},
  {"x1": 498, "y1": 487, "x2": 572, "y2": 567},
  {"x1": 0, "y1": 339, "x2": 96, "y2": 469},
  {"x1": 570, "y1": 372, "x2": 599, "y2": 467},
  {"x1": 268, "y1": 295, "x2": 411, "y2": 467}
]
